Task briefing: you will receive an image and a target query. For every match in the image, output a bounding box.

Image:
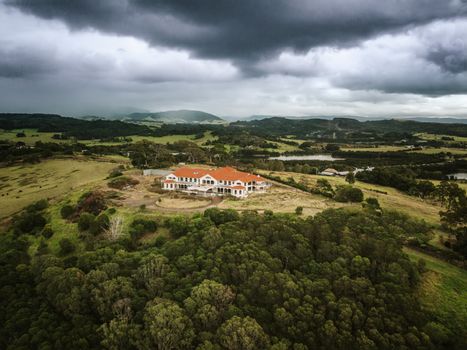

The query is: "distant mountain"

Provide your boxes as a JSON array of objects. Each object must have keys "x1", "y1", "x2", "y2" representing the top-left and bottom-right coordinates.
[{"x1": 121, "y1": 110, "x2": 224, "y2": 124}]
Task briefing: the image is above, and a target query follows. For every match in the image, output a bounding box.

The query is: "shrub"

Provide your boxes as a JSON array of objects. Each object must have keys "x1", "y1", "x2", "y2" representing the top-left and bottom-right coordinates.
[
  {"x1": 107, "y1": 207, "x2": 116, "y2": 215},
  {"x1": 154, "y1": 235, "x2": 167, "y2": 248},
  {"x1": 60, "y1": 204, "x2": 75, "y2": 219},
  {"x1": 41, "y1": 225, "x2": 54, "y2": 239},
  {"x1": 26, "y1": 199, "x2": 48, "y2": 212},
  {"x1": 76, "y1": 191, "x2": 107, "y2": 216},
  {"x1": 107, "y1": 168, "x2": 123, "y2": 179},
  {"x1": 107, "y1": 176, "x2": 139, "y2": 190},
  {"x1": 78, "y1": 213, "x2": 95, "y2": 231},
  {"x1": 334, "y1": 185, "x2": 364, "y2": 203},
  {"x1": 13, "y1": 211, "x2": 47, "y2": 235},
  {"x1": 295, "y1": 206, "x2": 303, "y2": 215},
  {"x1": 204, "y1": 208, "x2": 240, "y2": 226},
  {"x1": 129, "y1": 218, "x2": 158, "y2": 241},
  {"x1": 59, "y1": 238, "x2": 76, "y2": 255},
  {"x1": 89, "y1": 213, "x2": 110, "y2": 235},
  {"x1": 165, "y1": 216, "x2": 191, "y2": 238}
]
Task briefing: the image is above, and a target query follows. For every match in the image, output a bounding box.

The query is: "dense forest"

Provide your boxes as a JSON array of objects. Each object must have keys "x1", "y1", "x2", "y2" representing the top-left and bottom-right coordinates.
[{"x1": 1, "y1": 201, "x2": 465, "y2": 349}]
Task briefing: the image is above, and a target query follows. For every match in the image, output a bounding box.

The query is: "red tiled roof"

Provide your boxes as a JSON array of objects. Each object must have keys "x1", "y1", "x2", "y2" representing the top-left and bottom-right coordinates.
[
  {"x1": 172, "y1": 168, "x2": 209, "y2": 178},
  {"x1": 231, "y1": 185, "x2": 245, "y2": 190},
  {"x1": 170, "y1": 166, "x2": 264, "y2": 183},
  {"x1": 164, "y1": 180, "x2": 175, "y2": 183}
]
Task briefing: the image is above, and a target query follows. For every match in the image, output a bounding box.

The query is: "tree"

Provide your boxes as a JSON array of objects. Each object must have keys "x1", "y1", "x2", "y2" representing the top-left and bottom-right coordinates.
[
  {"x1": 58, "y1": 238, "x2": 76, "y2": 255},
  {"x1": 334, "y1": 185, "x2": 364, "y2": 202},
  {"x1": 144, "y1": 299, "x2": 194, "y2": 350},
  {"x1": 217, "y1": 316, "x2": 270, "y2": 350},
  {"x1": 295, "y1": 206, "x2": 303, "y2": 215},
  {"x1": 60, "y1": 204, "x2": 75, "y2": 219},
  {"x1": 184, "y1": 280, "x2": 234, "y2": 332},
  {"x1": 78, "y1": 212, "x2": 95, "y2": 231},
  {"x1": 345, "y1": 172, "x2": 355, "y2": 184}
]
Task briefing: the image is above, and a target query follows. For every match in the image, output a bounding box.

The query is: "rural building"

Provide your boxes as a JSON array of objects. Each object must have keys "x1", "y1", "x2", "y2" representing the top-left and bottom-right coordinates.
[
  {"x1": 161, "y1": 166, "x2": 270, "y2": 198},
  {"x1": 320, "y1": 168, "x2": 339, "y2": 176}
]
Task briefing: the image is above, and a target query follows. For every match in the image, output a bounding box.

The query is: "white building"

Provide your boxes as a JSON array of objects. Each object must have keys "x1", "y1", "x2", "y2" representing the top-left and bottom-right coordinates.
[{"x1": 162, "y1": 166, "x2": 270, "y2": 198}]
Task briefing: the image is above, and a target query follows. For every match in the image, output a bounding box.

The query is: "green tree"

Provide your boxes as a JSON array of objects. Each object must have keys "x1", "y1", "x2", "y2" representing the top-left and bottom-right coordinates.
[
  {"x1": 144, "y1": 299, "x2": 195, "y2": 350},
  {"x1": 345, "y1": 172, "x2": 355, "y2": 184},
  {"x1": 217, "y1": 316, "x2": 270, "y2": 350}
]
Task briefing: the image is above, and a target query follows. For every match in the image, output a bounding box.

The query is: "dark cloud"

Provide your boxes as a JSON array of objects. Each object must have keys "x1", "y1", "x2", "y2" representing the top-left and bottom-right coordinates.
[
  {"x1": 7, "y1": 0, "x2": 467, "y2": 67},
  {"x1": 427, "y1": 45, "x2": 467, "y2": 74},
  {"x1": 0, "y1": 46, "x2": 55, "y2": 78}
]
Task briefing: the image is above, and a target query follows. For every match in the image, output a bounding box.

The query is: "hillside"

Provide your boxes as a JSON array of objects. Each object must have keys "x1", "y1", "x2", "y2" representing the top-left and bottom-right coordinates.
[{"x1": 123, "y1": 110, "x2": 224, "y2": 124}]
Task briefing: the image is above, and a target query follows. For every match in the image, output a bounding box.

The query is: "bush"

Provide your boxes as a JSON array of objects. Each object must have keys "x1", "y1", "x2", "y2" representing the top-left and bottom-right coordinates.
[
  {"x1": 129, "y1": 218, "x2": 158, "y2": 241},
  {"x1": 78, "y1": 213, "x2": 95, "y2": 231},
  {"x1": 107, "y1": 168, "x2": 123, "y2": 179},
  {"x1": 334, "y1": 185, "x2": 364, "y2": 203},
  {"x1": 204, "y1": 208, "x2": 240, "y2": 226},
  {"x1": 107, "y1": 176, "x2": 139, "y2": 190},
  {"x1": 59, "y1": 238, "x2": 76, "y2": 255},
  {"x1": 26, "y1": 199, "x2": 48, "y2": 212},
  {"x1": 76, "y1": 191, "x2": 107, "y2": 216},
  {"x1": 41, "y1": 225, "x2": 54, "y2": 239},
  {"x1": 165, "y1": 216, "x2": 191, "y2": 238},
  {"x1": 107, "y1": 208, "x2": 116, "y2": 215},
  {"x1": 295, "y1": 206, "x2": 303, "y2": 215},
  {"x1": 60, "y1": 204, "x2": 75, "y2": 219},
  {"x1": 89, "y1": 213, "x2": 110, "y2": 235},
  {"x1": 154, "y1": 235, "x2": 167, "y2": 248},
  {"x1": 13, "y1": 211, "x2": 47, "y2": 235}
]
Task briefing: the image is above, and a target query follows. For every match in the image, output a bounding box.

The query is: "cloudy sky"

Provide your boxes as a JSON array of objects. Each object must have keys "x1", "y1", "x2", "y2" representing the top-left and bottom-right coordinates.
[{"x1": 1, "y1": 0, "x2": 467, "y2": 118}]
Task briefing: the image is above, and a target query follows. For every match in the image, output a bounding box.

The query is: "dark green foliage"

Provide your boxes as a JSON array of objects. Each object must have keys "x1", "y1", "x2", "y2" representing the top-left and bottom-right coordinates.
[
  {"x1": 78, "y1": 212, "x2": 95, "y2": 231},
  {"x1": 0, "y1": 207, "x2": 462, "y2": 349},
  {"x1": 89, "y1": 214, "x2": 110, "y2": 236},
  {"x1": 363, "y1": 197, "x2": 382, "y2": 212},
  {"x1": 334, "y1": 185, "x2": 364, "y2": 202},
  {"x1": 60, "y1": 204, "x2": 75, "y2": 219},
  {"x1": 58, "y1": 238, "x2": 76, "y2": 255},
  {"x1": 129, "y1": 218, "x2": 158, "y2": 241},
  {"x1": 41, "y1": 225, "x2": 54, "y2": 239},
  {"x1": 204, "y1": 208, "x2": 240, "y2": 226},
  {"x1": 165, "y1": 216, "x2": 191, "y2": 238},
  {"x1": 12, "y1": 200, "x2": 48, "y2": 235},
  {"x1": 107, "y1": 168, "x2": 123, "y2": 178},
  {"x1": 345, "y1": 171, "x2": 355, "y2": 184},
  {"x1": 295, "y1": 206, "x2": 303, "y2": 215}
]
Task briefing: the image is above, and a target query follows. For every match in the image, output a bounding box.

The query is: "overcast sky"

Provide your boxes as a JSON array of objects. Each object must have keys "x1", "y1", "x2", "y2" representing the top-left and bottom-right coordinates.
[{"x1": 1, "y1": 0, "x2": 467, "y2": 118}]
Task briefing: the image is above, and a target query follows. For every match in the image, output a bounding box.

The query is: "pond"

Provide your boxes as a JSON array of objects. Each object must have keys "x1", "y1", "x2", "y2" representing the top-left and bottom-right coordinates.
[
  {"x1": 447, "y1": 173, "x2": 467, "y2": 180},
  {"x1": 269, "y1": 154, "x2": 345, "y2": 161}
]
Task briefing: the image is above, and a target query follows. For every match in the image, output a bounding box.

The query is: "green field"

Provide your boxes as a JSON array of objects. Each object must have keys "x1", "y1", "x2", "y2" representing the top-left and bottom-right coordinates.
[
  {"x1": 0, "y1": 158, "x2": 120, "y2": 218},
  {"x1": 342, "y1": 145, "x2": 407, "y2": 152},
  {"x1": 0, "y1": 129, "x2": 72, "y2": 145},
  {"x1": 404, "y1": 247, "x2": 467, "y2": 343},
  {"x1": 81, "y1": 131, "x2": 217, "y2": 146},
  {"x1": 416, "y1": 133, "x2": 467, "y2": 142}
]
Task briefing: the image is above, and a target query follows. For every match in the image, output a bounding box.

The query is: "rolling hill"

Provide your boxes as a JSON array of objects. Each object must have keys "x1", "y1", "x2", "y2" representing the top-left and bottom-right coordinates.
[{"x1": 122, "y1": 109, "x2": 224, "y2": 124}]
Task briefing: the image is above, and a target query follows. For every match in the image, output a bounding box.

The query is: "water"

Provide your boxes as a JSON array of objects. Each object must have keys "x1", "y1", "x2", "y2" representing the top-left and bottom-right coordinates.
[
  {"x1": 447, "y1": 173, "x2": 467, "y2": 180},
  {"x1": 269, "y1": 154, "x2": 345, "y2": 161}
]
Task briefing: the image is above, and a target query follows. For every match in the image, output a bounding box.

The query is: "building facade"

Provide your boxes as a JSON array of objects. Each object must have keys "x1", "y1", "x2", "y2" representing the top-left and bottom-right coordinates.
[{"x1": 161, "y1": 166, "x2": 269, "y2": 198}]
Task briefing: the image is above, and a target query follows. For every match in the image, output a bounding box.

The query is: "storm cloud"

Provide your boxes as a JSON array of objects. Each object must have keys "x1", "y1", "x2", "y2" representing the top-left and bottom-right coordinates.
[{"x1": 0, "y1": 0, "x2": 467, "y2": 117}]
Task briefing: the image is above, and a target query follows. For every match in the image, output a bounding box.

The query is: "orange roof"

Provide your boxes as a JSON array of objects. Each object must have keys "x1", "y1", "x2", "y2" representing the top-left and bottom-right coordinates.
[
  {"x1": 172, "y1": 168, "x2": 209, "y2": 178},
  {"x1": 164, "y1": 180, "x2": 175, "y2": 183},
  {"x1": 232, "y1": 185, "x2": 245, "y2": 190},
  {"x1": 170, "y1": 166, "x2": 264, "y2": 183}
]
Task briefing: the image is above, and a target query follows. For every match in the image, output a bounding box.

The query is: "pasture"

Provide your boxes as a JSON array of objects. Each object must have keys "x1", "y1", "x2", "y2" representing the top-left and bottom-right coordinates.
[
  {"x1": 0, "y1": 158, "x2": 119, "y2": 218},
  {"x1": 404, "y1": 247, "x2": 467, "y2": 343}
]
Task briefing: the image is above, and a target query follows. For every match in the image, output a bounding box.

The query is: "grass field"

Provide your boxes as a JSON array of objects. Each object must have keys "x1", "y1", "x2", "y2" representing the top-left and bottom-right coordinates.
[
  {"x1": 81, "y1": 131, "x2": 217, "y2": 146},
  {"x1": 404, "y1": 247, "x2": 467, "y2": 342},
  {"x1": 0, "y1": 158, "x2": 120, "y2": 218},
  {"x1": 416, "y1": 133, "x2": 467, "y2": 142},
  {"x1": 0, "y1": 128, "x2": 72, "y2": 145},
  {"x1": 258, "y1": 170, "x2": 444, "y2": 225},
  {"x1": 411, "y1": 147, "x2": 467, "y2": 155}
]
